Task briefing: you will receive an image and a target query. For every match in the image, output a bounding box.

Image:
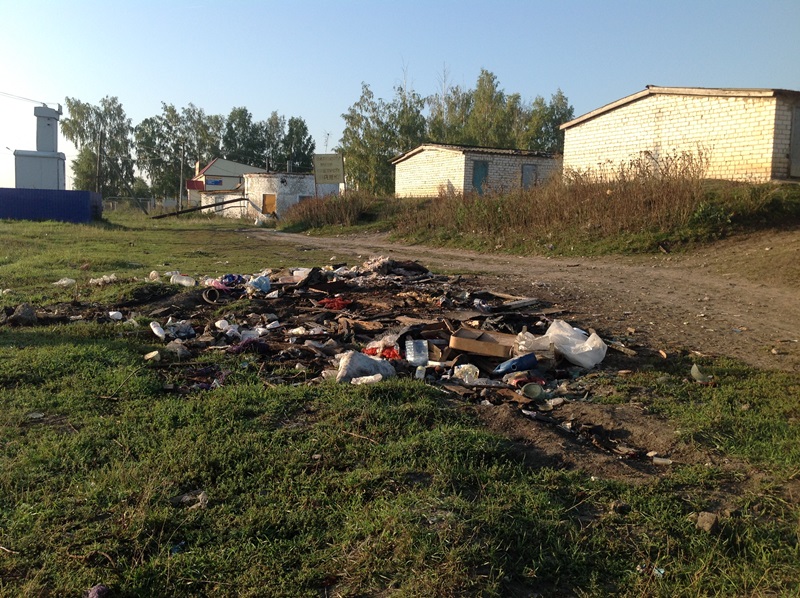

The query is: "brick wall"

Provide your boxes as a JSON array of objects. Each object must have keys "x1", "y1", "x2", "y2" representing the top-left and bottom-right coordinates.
[
  {"x1": 395, "y1": 148, "x2": 561, "y2": 197},
  {"x1": 563, "y1": 93, "x2": 797, "y2": 182},
  {"x1": 394, "y1": 148, "x2": 466, "y2": 197},
  {"x1": 464, "y1": 153, "x2": 561, "y2": 193}
]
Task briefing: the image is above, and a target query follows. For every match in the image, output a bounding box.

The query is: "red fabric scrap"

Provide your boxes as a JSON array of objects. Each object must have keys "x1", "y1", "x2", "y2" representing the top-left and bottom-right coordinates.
[
  {"x1": 318, "y1": 297, "x2": 353, "y2": 310},
  {"x1": 361, "y1": 347, "x2": 401, "y2": 360}
]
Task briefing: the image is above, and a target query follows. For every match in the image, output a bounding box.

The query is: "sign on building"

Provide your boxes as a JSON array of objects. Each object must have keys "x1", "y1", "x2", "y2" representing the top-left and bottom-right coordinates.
[{"x1": 313, "y1": 154, "x2": 344, "y2": 185}]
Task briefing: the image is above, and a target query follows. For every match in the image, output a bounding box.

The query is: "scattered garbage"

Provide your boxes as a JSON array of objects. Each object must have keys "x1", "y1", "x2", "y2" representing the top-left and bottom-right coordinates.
[
  {"x1": 336, "y1": 350, "x2": 396, "y2": 383},
  {"x1": 53, "y1": 277, "x2": 76, "y2": 287},
  {"x1": 150, "y1": 321, "x2": 166, "y2": 340},
  {"x1": 88, "y1": 274, "x2": 117, "y2": 286},
  {"x1": 169, "y1": 489, "x2": 208, "y2": 510},
  {"x1": 170, "y1": 273, "x2": 196, "y2": 287},
  {"x1": 690, "y1": 363, "x2": 714, "y2": 384},
  {"x1": 5, "y1": 255, "x2": 654, "y2": 461},
  {"x1": 535, "y1": 320, "x2": 607, "y2": 369},
  {"x1": 637, "y1": 563, "x2": 665, "y2": 578}
]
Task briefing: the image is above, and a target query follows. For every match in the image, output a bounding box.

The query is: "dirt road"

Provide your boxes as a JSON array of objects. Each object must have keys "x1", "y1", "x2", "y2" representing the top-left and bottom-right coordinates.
[{"x1": 253, "y1": 228, "x2": 800, "y2": 372}]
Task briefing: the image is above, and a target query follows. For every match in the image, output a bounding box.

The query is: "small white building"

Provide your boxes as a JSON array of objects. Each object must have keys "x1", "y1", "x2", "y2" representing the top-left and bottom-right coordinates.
[
  {"x1": 186, "y1": 158, "x2": 267, "y2": 206},
  {"x1": 200, "y1": 172, "x2": 316, "y2": 220},
  {"x1": 560, "y1": 85, "x2": 800, "y2": 182},
  {"x1": 391, "y1": 143, "x2": 561, "y2": 197},
  {"x1": 14, "y1": 106, "x2": 66, "y2": 190}
]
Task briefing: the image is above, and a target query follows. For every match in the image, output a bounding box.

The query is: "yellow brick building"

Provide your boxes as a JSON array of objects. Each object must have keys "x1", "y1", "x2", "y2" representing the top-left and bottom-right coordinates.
[
  {"x1": 392, "y1": 143, "x2": 561, "y2": 198},
  {"x1": 561, "y1": 86, "x2": 800, "y2": 182}
]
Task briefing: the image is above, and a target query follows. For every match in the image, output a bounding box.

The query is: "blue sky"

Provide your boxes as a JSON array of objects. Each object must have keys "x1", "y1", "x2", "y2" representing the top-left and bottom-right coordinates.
[{"x1": 1, "y1": 0, "x2": 798, "y2": 188}]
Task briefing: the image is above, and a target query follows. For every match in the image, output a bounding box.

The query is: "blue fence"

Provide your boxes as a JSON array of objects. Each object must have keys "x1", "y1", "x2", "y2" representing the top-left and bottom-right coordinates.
[{"x1": 0, "y1": 188, "x2": 103, "y2": 223}]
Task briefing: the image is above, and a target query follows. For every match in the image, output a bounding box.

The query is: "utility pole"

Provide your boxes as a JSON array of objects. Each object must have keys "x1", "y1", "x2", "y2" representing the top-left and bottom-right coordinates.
[
  {"x1": 178, "y1": 140, "x2": 185, "y2": 212},
  {"x1": 95, "y1": 129, "x2": 104, "y2": 194}
]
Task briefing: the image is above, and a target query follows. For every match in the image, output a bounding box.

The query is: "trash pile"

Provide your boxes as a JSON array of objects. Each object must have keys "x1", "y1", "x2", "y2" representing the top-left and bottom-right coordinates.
[
  {"x1": 124, "y1": 257, "x2": 617, "y2": 400},
  {"x1": 6, "y1": 256, "x2": 689, "y2": 465}
]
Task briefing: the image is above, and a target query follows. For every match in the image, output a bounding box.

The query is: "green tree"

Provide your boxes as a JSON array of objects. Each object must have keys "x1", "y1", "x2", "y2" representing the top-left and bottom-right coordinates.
[
  {"x1": 133, "y1": 103, "x2": 185, "y2": 199},
  {"x1": 544, "y1": 88, "x2": 574, "y2": 153},
  {"x1": 61, "y1": 96, "x2": 134, "y2": 196},
  {"x1": 282, "y1": 116, "x2": 315, "y2": 172},
  {"x1": 466, "y1": 69, "x2": 512, "y2": 146},
  {"x1": 339, "y1": 83, "x2": 394, "y2": 194},
  {"x1": 182, "y1": 103, "x2": 223, "y2": 168},
  {"x1": 222, "y1": 107, "x2": 264, "y2": 167},
  {"x1": 427, "y1": 83, "x2": 473, "y2": 145},
  {"x1": 263, "y1": 111, "x2": 287, "y2": 170},
  {"x1": 389, "y1": 83, "x2": 426, "y2": 154}
]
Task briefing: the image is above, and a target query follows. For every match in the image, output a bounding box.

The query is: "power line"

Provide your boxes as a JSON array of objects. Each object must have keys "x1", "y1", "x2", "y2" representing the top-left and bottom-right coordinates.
[{"x1": 0, "y1": 90, "x2": 56, "y2": 106}]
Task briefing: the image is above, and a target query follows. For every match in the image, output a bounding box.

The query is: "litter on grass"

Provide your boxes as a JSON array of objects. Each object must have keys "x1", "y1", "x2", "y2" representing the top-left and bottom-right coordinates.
[{"x1": 4, "y1": 256, "x2": 676, "y2": 465}]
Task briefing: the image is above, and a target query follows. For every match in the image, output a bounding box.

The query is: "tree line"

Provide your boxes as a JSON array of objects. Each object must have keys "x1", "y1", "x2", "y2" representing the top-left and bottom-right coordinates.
[
  {"x1": 338, "y1": 68, "x2": 574, "y2": 195},
  {"x1": 61, "y1": 99, "x2": 315, "y2": 198},
  {"x1": 62, "y1": 69, "x2": 572, "y2": 199}
]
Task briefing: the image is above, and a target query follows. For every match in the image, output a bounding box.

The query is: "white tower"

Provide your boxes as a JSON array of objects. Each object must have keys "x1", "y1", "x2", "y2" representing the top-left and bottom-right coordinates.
[{"x1": 14, "y1": 105, "x2": 67, "y2": 190}]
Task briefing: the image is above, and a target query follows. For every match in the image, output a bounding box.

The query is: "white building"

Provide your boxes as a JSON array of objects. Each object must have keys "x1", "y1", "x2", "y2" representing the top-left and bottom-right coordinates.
[
  {"x1": 186, "y1": 158, "x2": 267, "y2": 206},
  {"x1": 200, "y1": 172, "x2": 316, "y2": 220},
  {"x1": 14, "y1": 106, "x2": 66, "y2": 190}
]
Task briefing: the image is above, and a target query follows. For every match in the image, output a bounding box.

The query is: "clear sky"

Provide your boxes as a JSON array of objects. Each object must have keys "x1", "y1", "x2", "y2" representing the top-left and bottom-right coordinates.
[{"x1": 1, "y1": 0, "x2": 798, "y2": 189}]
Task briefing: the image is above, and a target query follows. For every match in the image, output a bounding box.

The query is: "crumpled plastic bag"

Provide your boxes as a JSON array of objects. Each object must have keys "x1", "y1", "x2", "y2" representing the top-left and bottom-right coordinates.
[
  {"x1": 516, "y1": 320, "x2": 607, "y2": 369},
  {"x1": 545, "y1": 320, "x2": 607, "y2": 368},
  {"x1": 335, "y1": 350, "x2": 396, "y2": 383}
]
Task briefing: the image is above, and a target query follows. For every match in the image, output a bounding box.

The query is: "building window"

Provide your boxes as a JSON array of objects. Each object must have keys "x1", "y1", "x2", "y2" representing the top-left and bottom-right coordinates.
[
  {"x1": 472, "y1": 160, "x2": 489, "y2": 194},
  {"x1": 522, "y1": 164, "x2": 538, "y2": 188}
]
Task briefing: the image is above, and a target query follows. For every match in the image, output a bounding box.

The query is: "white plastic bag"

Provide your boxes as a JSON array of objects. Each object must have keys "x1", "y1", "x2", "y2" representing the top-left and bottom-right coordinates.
[
  {"x1": 335, "y1": 351, "x2": 397, "y2": 383},
  {"x1": 544, "y1": 319, "x2": 607, "y2": 369}
]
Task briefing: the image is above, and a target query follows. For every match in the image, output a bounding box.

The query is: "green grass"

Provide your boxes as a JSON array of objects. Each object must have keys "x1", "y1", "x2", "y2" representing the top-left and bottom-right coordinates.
[
  {"x1": 0, "y1": 210, "x2": 332, "y2": 307},
  {"x1": 1, "y1": 213, "x2": 799, "y2": 596}
]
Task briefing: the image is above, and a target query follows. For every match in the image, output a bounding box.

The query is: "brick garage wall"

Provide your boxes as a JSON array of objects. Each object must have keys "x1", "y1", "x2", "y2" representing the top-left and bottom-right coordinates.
[
  {"x1": 563, "y1": 93, "x2": 784, "y2": 182},
  {"x1": 465, "y1": 153, "x2": 561, "y2": 192},
  {"x1": 394, "y1": 148, "x2": 466, "y2": 197},
  {"x1": 772, "y1": 95, "x2": 800, "y2": 177}
]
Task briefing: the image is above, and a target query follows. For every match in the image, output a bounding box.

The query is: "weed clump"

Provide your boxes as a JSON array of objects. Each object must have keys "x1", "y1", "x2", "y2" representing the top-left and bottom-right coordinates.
[{"x1": 280, "y1": 191, "x2": 377, "y2": 231}]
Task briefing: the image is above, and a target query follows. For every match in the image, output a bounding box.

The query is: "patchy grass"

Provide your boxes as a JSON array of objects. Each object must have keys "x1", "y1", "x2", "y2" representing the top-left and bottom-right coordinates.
[{"x1": 0, "y1": 211, "x2": 331, "y2": 307}]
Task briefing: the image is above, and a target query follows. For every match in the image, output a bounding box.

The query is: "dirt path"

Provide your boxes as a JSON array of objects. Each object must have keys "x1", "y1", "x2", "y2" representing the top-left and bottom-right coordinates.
[{"x1": 253, "y1": 228, "x2": 800, "y2": 372}]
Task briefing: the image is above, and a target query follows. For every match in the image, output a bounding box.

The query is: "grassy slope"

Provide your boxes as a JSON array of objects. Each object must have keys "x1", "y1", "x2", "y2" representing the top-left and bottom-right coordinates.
[{"x1": 0, "y1": 212, "x2": 798, "y2": 596}]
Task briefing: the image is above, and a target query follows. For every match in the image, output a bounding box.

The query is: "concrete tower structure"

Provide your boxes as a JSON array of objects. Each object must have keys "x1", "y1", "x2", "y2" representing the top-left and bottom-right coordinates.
[{"x1": 14, "y1": 105, "x2": 66, "y2": 190}]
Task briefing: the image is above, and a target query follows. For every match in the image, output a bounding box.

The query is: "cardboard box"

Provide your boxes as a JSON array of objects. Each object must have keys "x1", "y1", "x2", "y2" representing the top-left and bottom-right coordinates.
[{"x1": 448, "y1": 326, "x2": 517, "y2": 359}]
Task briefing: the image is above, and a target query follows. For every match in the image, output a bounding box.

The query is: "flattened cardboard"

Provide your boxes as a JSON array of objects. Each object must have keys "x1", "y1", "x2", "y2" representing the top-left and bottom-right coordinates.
[{"x1": 448, "y1": 326, "x2": 517, "y2": 358}]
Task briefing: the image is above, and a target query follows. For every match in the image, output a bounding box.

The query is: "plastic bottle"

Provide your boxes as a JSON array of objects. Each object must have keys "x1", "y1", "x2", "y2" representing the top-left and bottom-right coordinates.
[
  {"x1": 492, "y1": 352, "x2": 538, "y2": 376},
  {"x1": 150, "y1": 321, "x2": 166, "y2": 340},
  {"x1": 170, "y1": 274, "x2": 196, "y2": 287},
  {"x1": 405, "y1": 339, "x2": 428, "y2": 366}
]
